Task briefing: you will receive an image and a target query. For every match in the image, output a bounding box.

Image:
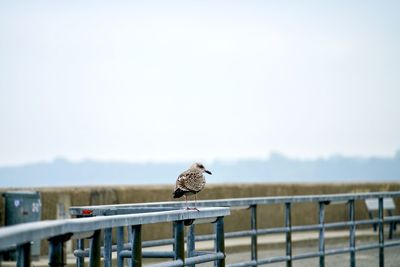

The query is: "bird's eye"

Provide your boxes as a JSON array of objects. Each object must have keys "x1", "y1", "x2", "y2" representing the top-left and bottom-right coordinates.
[{"x1": 198, "y1": 164, "x2": 204, "y2": 169}]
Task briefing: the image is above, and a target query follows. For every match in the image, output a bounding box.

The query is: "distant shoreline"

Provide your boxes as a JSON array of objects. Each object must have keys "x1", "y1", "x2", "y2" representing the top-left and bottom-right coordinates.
[{"x1": 1, "y1": 153, "x2": 399, "y2": 187}]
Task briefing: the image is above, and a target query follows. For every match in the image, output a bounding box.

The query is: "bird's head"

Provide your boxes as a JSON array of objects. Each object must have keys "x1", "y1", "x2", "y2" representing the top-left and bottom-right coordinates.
[{"x1": 192, "y1": 162, "x2": 212, "y2": 175}]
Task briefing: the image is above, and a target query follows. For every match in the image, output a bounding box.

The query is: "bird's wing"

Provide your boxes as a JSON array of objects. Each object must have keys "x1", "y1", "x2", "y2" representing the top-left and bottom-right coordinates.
[
  {"x1": 175, "y1": 169, "x2": 205, "y2": 192},
  {"x1": 175, "y1": 170, "x2": 198, "y2": 192}
]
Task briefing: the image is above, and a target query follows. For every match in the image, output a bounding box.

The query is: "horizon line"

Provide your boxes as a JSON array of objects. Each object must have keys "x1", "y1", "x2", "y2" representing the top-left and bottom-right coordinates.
[{"x1": 1, "y1": 150, "x2": 399, "y2": 168}]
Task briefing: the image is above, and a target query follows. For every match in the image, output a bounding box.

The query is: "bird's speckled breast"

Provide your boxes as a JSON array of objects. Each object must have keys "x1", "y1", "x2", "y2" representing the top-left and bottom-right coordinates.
[{"x1": 188, "y1": 171, "x2": 206, "y2": 192}]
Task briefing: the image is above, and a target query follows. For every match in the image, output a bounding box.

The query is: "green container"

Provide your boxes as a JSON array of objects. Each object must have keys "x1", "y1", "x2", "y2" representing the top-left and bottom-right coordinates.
[{"x1": 3, "y1": 191, "x2": 41, "y2": 260}]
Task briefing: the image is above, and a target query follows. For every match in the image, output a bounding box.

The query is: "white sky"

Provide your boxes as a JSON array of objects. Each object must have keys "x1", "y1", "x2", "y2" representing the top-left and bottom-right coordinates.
[{"x1": 1, "y1": 1, "x2": 400, "y2": 166}]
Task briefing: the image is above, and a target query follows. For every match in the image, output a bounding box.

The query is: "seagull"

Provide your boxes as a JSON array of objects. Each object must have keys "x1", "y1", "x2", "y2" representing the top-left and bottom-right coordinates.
[{"x1": 173, "y1": 162, "x2": 212, "y2": 211}]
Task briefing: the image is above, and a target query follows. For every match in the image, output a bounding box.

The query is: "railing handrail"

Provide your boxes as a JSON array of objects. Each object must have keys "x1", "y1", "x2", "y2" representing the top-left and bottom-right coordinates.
[
  {"x1": 0, "y1": 207, "x2": 230, "y2": 251},
  {"x1": 70, "y1": 191, "x2": 400, "y2": 216}
]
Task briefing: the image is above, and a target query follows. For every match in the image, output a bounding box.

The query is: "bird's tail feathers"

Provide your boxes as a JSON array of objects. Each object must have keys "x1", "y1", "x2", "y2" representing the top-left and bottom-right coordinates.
[{"x1": 173, "y1": 188, "x2": 185, "y2": 198}]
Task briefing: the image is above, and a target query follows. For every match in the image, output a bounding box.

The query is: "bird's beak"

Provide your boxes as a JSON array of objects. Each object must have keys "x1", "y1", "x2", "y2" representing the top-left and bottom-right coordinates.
[{"x1": 205, "y1": 170, "x2": 212, "y2": 175}]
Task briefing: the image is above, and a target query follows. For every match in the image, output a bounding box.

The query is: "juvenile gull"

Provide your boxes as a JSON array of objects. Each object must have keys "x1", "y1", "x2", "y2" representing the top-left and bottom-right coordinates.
[{"x1": 173, "y1": 162, "x2": 212, "y2": 211}]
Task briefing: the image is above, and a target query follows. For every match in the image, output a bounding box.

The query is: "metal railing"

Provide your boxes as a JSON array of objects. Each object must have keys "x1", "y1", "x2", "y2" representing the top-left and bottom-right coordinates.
[
  {"x1": 70, "y1": 191, "x2": 400, "y2": 267},
  {"x1": 0, "y1": 207, "x2": 230, "y2": 267}
]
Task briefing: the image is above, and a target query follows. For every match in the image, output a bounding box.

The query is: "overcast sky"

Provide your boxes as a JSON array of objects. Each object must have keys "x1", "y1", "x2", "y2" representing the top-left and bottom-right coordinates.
[{"x1": 0, "y1": 1, "x2": 399, "y2": 166}]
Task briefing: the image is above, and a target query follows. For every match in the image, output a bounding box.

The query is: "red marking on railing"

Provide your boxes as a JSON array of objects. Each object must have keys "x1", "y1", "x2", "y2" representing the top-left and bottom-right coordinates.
[{"x1": 82, "y1": 209, "x2": 93, "y2": 215}]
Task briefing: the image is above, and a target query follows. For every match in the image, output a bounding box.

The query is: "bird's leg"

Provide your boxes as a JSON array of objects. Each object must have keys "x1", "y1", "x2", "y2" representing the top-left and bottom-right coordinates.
[
  {"x1": 184, "y1": 195, "x2": 190, "y2": 210},
  {"x1": 192, "y1": 194, "x2": 200, "y2": 212}
]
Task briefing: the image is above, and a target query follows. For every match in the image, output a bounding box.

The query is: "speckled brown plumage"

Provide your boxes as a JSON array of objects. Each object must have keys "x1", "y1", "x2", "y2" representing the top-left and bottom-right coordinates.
[{"x1": 173, "y1": 162, "x2": 212, "y2": 210}]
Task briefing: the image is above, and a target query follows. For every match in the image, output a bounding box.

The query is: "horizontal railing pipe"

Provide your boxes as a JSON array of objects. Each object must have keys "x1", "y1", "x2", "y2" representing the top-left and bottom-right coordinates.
[
  {"x1": 184, "y1": 252, "x2": 225, "y2": 265},
  {"x1": 70, "y1": 192, "x2": 400, "y2": 216},
  {"x1": 149, "y1": 260, "x2": 184, "y2": 267},
  {"x1": 0, "y1": 207, "x2": 230, "y2": 267},
  {"x1": 120, "y1": 250, "x2": 176, "y2": 259},
  {"x1": 0, "y1": 208, "x2": 229, "y2": 251}
]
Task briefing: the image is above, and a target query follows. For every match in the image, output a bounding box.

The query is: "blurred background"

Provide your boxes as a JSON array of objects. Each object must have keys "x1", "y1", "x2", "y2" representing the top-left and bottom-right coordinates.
[{"x1": 1, "y1": 0, "x2": 399, "y2": 187}]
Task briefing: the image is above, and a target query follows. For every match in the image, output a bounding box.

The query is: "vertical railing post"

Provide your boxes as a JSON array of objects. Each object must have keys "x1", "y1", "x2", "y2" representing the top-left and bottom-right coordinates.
[
  {"x1": 187, "y1": 224, "x2": 195, "y2": 267},
  {"x1": 16, "y1": 242, "x2": 31, "y2": 267},
  {"x1": 127, "y1": 227, "x2": 133, "y2": 267},
  {"x1": 250, "y1": 205, "x2": 258, "y2": 266},
  {"x1": 318, "y1": 202, "x2": 325, "y2": 267},
  {"x1": 76, "y1": 215, "x2": 85, "y2": 267},
  {"x1": 104, "y1": 228, "x2": 112, "y2": 267},
  {"x1": 388, "y1": 210, "x2": 394, "y2": 240},
  {"x1": 215, "y1": 217, "x2": 225, "y2": 267},
  {"x1": 117, "y1": 226, "x2": 125, "y2": 267},
  {"x1": 174, "y1": 221, "x2": 185, "y2": 264},
  {"x1": 77, "y1": 239, "x2": 85, "y2": 267},
  {"x1": 90, "y1": 230, "x2": 101, "y2": 267},
  {"x1": 131, "y1": 225, "x2": 142, "y2": 267},
  {"x1": 49, "y1": 238, "x2": 63, "y2": 267},
  {"x1": 348, "y1": 200, "x2": 356, "y2": 267},
  {"x1": 49, "y1": 235, "x2": 70, "y2": 267},
  {"x1": 378, "y1": 197, "x2": 384, "y2": 267},
  {"x1": 285, "y1": 203, "x2": 292, "y2": 267}
]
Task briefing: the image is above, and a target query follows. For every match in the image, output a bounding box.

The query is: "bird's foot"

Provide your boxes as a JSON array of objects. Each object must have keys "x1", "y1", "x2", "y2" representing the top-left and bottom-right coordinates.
[{"x1": 184, "y1": 207, "x2": 200, "y2": 212}]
